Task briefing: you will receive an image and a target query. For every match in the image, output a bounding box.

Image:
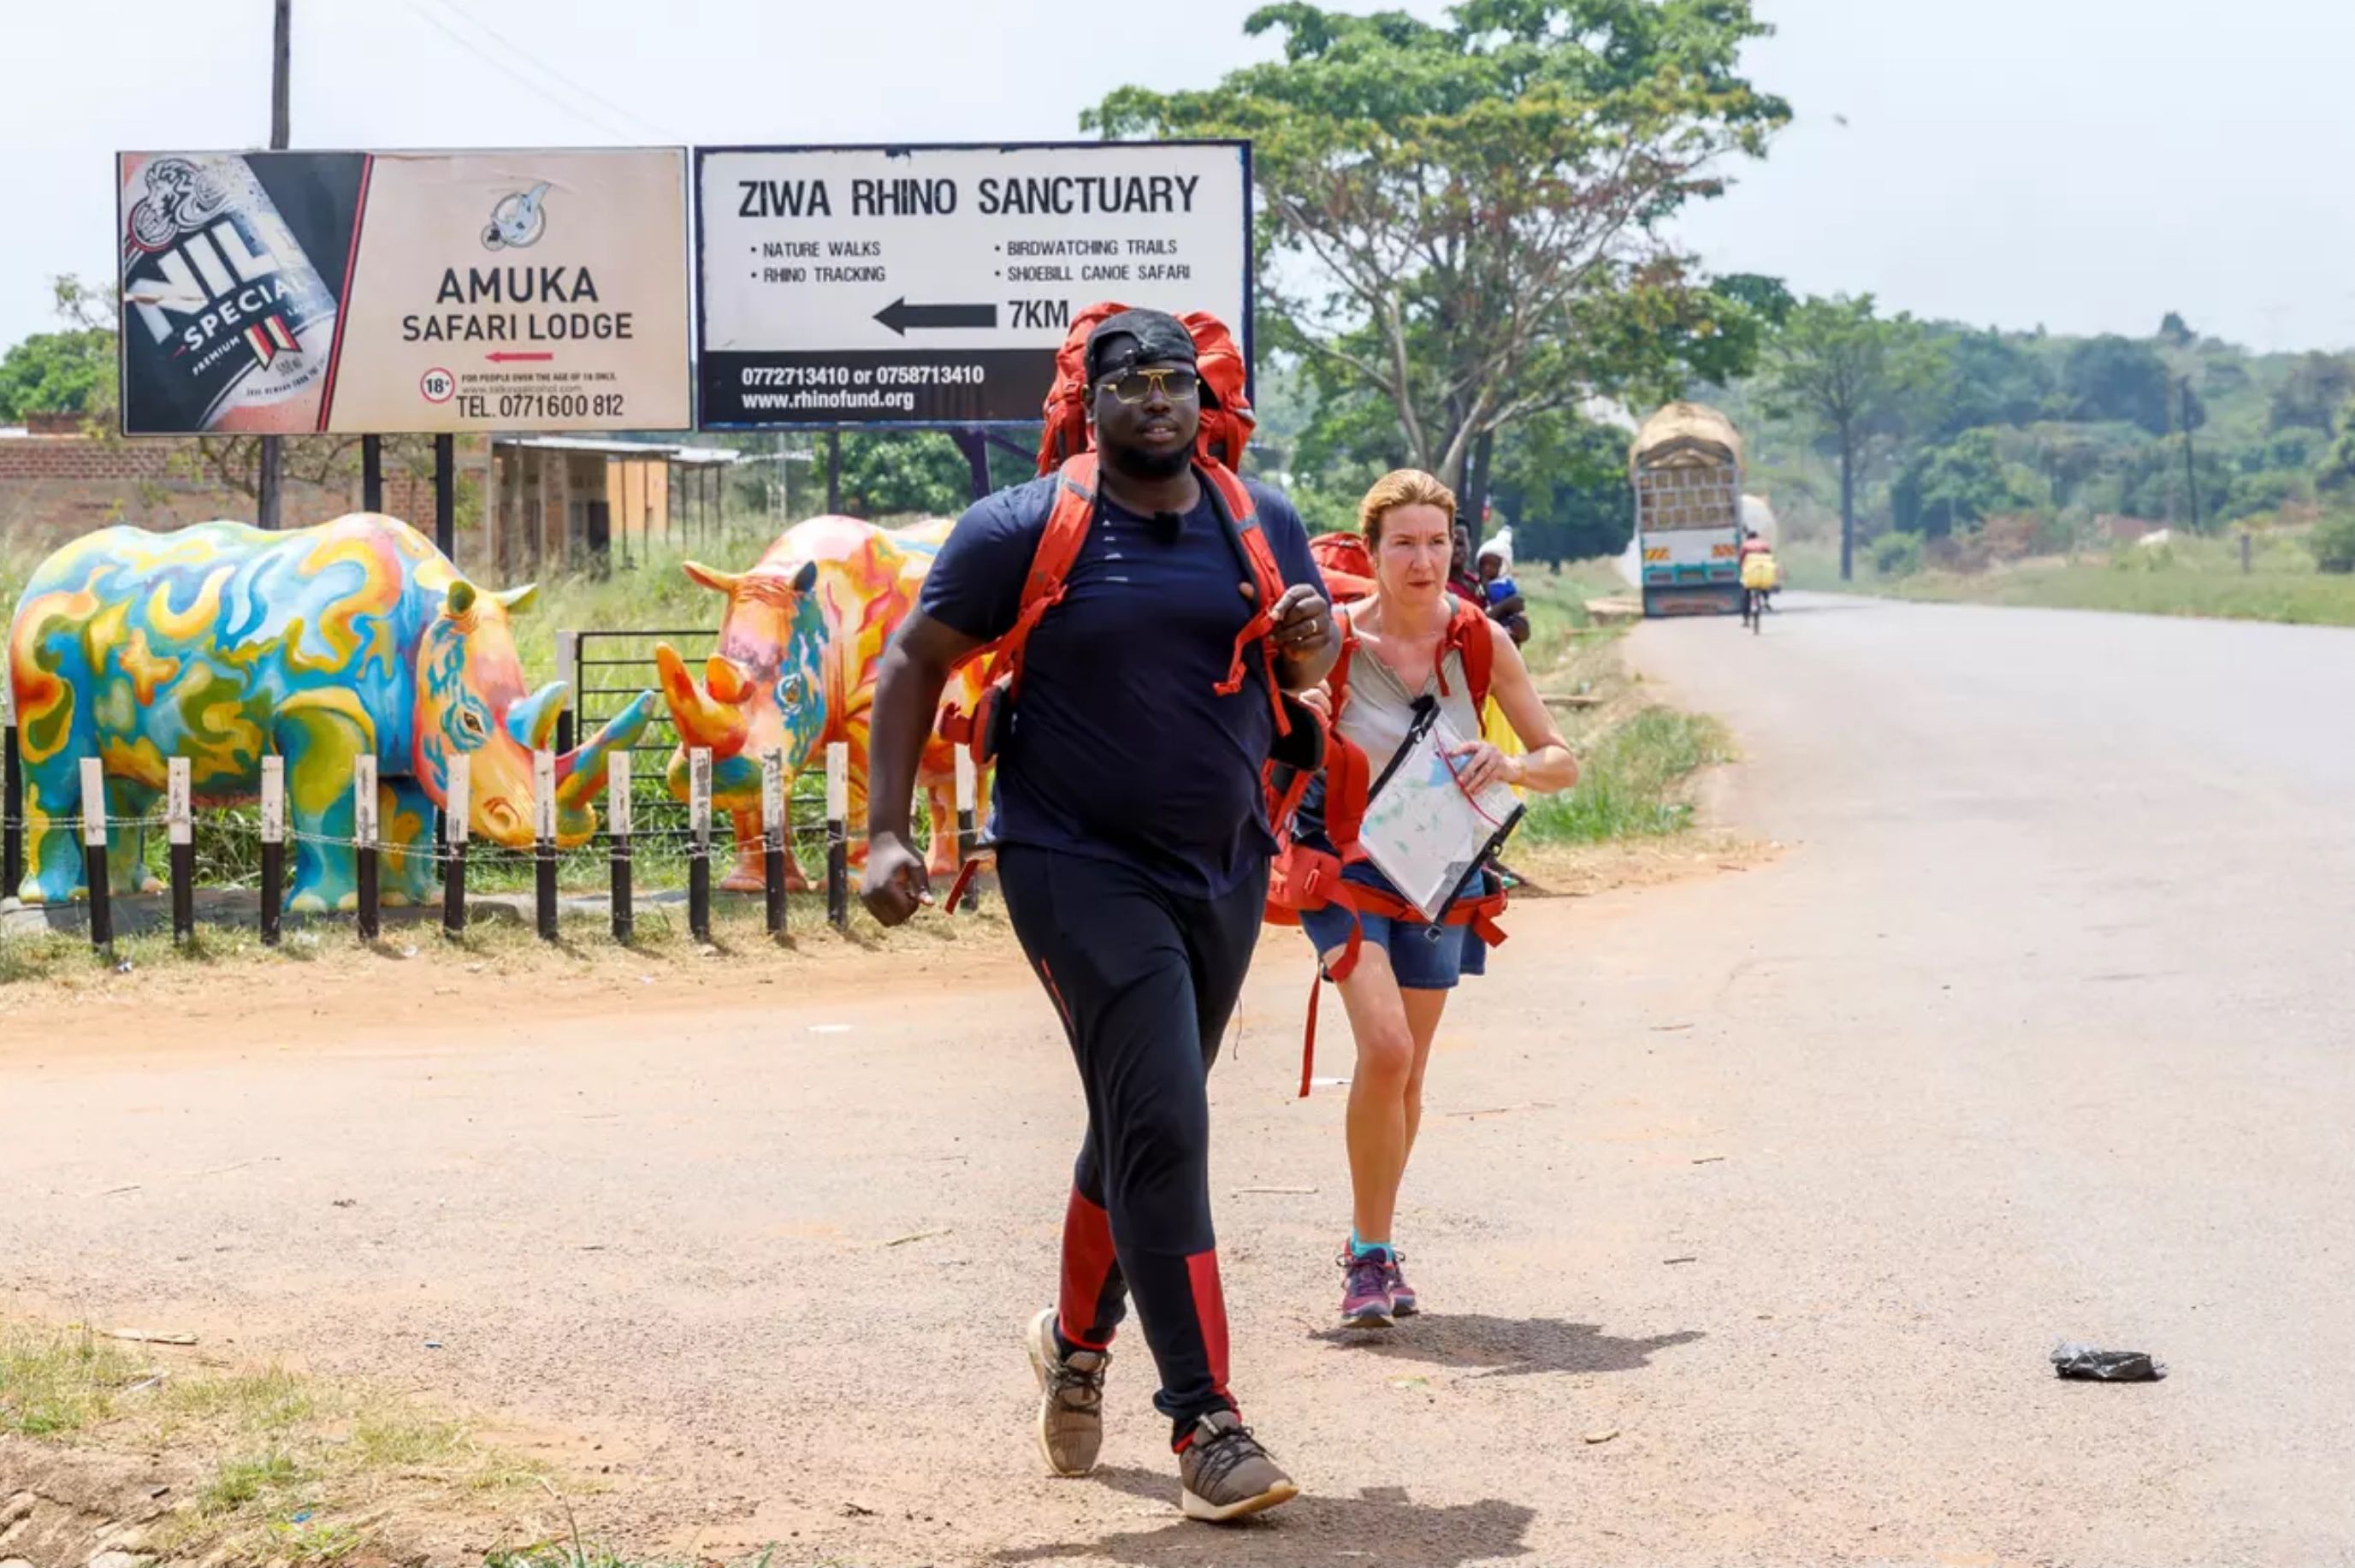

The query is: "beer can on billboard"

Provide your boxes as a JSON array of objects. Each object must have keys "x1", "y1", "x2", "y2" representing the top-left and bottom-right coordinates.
[
  {"x1": 118, "y1": 151, "x2": 353, "y2": 435},
  {"x1": 116, "y1": 148, "x2": 690, "y2": 436}
]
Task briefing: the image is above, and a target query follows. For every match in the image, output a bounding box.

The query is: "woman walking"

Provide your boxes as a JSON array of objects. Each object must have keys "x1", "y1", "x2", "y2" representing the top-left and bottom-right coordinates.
[{"x1": 1294, "y1": 470, "x2": 1580, "y2": 1326}]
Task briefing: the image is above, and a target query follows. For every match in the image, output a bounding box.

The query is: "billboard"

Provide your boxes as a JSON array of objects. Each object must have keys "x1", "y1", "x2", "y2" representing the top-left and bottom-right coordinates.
[
  {"x1": 694, "y1": 141, "x2": 1251, "y2": 427},
  {"x1": 117, "y1": 148, "x2": 691, "y2": 435}
]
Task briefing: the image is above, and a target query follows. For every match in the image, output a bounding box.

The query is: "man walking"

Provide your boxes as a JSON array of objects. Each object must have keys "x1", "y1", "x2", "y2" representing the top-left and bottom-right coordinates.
[{"x1": 861, "y1": 309, "x2": 1335, "y2": 1521}]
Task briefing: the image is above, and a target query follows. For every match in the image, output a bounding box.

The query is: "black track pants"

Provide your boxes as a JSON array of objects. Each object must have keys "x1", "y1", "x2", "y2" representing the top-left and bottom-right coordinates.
[{"x1": 997, "y1": 844, "x2": 1267, "y2": 1437}]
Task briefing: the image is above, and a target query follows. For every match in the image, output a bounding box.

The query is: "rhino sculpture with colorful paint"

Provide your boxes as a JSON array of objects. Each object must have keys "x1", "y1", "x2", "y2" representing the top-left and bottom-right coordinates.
[
  {"x1": 7, "y1": 513, "x2": 655, "y2": 911},
  {"x1": 654, "y1": 514, "x2": 985, "y2": 891}
]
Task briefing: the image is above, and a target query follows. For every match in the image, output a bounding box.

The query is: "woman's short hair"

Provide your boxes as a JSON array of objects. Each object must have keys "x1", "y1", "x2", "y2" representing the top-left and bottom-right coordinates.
[{"x1": 1358, "y1": 469, "x2": 1458, "y2": 545}]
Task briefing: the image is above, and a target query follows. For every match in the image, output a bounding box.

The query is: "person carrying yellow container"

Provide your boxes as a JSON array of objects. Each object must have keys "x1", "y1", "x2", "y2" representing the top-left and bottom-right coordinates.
[{"x1": 1738, "y1": 528, "x2": 1778, "y2": 629}]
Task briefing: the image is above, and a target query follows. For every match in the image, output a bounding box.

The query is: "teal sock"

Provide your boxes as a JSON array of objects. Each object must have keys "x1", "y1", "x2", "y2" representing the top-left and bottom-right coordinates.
[{"x1": 1350, "y1": 1231, "x2": 1391, "y2": 1259}]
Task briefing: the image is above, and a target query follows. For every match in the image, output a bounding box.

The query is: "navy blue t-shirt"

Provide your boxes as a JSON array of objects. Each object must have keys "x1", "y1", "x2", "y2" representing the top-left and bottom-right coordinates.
[{"x1": 921, "y1": 474, "x2": 1326, "y2": 899}]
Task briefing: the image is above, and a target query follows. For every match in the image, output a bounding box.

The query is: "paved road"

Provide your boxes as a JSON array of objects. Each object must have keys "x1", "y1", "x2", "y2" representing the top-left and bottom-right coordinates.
[{"x1": 3, "y1": 592, "x2": 2349, "y2": 1566}]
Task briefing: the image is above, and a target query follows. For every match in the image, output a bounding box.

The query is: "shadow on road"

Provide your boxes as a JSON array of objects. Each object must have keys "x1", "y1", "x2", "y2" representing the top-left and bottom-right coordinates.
[
  {"x1": 1308, "y1": 1313, "x2": 1703, "y2": 1378},
  {"x1": 995, "y1": 1469, "x2": 1535, "y2": 1567}
]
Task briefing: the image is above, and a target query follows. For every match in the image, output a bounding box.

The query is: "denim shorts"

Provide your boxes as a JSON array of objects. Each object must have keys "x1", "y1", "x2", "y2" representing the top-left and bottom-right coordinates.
[{"x1": 1298, "y1": 866, "x2": 1487, "y2": 992}]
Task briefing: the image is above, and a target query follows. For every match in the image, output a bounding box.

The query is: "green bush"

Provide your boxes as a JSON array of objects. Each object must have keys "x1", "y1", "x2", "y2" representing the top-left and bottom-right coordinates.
[
  {"x1": 1871, "y1": 531, "x2": 1925, "y2": 577},
  {"x1": 2312, "y1": 512, "x2": 2355, "y2": 575}
]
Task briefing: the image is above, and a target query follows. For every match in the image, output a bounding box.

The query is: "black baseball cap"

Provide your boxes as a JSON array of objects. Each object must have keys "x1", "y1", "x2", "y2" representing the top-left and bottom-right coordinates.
[{"x1": 1085, "y1": 309, "x2": 1198, "y2": 384}]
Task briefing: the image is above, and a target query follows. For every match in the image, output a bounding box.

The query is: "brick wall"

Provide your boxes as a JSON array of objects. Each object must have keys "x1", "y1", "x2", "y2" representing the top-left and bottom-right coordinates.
[
  {"x1": 0, "y1": 433, "x2": 357, "y2": 543},
  {"x1": 1, "y1": 433, "x2": 485, "y2": 556}
]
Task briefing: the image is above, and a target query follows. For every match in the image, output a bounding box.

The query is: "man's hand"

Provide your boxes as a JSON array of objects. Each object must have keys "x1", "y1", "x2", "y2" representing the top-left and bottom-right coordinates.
[
  {"x1": 1271, "y1": 583, "x2": 1335, "y2": 660},
  {"x1": 861, "y1": 832, "x2": 932, "y2": 926}
]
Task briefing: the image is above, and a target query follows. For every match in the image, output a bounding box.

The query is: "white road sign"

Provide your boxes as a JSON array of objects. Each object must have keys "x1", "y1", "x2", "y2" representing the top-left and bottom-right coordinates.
[{"x1": 695, "y1": 141, "x2": 1251, "y2": 426}]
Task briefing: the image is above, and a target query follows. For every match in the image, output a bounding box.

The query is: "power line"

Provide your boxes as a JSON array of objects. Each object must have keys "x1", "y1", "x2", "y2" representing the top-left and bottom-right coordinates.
[
  {"x1": 395, "y1": 0, "x2": 642, "y2": 143},
  {"x1": 413, "y1": 0, "x2": 672, "y2": 143},
  {"x1": 428, "y1": 0, "x2": 672, "y2": 141}
]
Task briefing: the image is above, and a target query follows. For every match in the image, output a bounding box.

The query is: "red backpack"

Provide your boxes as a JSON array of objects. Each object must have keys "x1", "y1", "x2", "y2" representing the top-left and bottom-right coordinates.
[
  {"x1": 1036, "y1": 300, "x2": 1255, "y2": 476},
  {"x1": 1263, "y1": 594, "x2": 1508, "y2": 1094},
  {"x1": 936, "y1": 308, "x2": 1297, "y2": 914},
  {"x1": 1306, "y1": 530, "x2": 1376, "y2": 603}
]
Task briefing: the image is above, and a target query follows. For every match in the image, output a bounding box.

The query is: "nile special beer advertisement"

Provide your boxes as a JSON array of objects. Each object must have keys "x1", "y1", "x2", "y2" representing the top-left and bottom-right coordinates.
[{"x1": 118, "y1": 148, "x2": 690, "y2": 435}]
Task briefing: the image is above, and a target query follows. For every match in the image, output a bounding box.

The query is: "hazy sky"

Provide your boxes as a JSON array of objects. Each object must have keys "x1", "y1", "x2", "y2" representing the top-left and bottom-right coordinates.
[{"x1": 5, "y1": 0, "x2": 2352, "y2": 355}]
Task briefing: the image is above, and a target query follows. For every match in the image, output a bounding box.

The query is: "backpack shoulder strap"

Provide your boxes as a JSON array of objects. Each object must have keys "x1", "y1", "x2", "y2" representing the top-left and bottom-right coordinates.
[
  {"x1": 938, "y1": 458, "x2": 1097, "y2": 751},
  {"x1": 1204, "y1": 468, "x2": 1296, "y2": 737},
  {"x1": 1022, "y1": 453, "x2": 1098, "y2": 609},
  {"x1": 1447, "y1": 599, "x2": 1497, "y2": 713}
]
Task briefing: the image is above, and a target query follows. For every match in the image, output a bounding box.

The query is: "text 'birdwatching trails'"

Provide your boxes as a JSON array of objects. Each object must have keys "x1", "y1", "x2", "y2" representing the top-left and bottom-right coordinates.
[{"x1": 697, "y1": 143, "x2": 1251, "y2": 429}]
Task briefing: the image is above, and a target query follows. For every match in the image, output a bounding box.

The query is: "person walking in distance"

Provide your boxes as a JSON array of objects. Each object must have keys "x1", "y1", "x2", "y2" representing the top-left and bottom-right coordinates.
[{"x1": 860, "y1": 309, "x2": 1337, "y2": 1521}]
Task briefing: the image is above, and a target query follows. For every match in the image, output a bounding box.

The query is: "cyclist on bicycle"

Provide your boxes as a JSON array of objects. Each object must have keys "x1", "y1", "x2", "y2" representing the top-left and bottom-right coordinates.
[{"x1": 1738, "y1": 528, "x2": 1778, "y2": 624}]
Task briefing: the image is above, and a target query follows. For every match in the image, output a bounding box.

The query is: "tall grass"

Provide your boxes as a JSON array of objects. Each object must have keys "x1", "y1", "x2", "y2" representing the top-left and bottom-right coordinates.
[{"x1": 1523, "y1": 707, "x2": 1731, "y2": 845}]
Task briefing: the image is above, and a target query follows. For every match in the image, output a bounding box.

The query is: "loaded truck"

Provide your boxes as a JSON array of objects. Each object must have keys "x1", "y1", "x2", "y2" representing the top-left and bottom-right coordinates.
[{"x1": 1630, "y1": 401, "x2": 1745, "y2": 618}]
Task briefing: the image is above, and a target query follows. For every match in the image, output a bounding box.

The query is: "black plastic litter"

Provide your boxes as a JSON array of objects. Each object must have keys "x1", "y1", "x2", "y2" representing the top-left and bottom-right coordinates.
[{"x1": 2051, "y1": 1341, "x2": 2166, "y2": 1382}]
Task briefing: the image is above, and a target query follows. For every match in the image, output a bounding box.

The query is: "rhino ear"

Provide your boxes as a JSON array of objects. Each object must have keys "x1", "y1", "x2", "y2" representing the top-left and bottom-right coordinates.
[
  {"x1": 444, "y1": 580, "x2": 478, "y2": 618},
  {"x1": 683, "y1": 561, "x2": 743, "y2": 595},
  {"x1": 493, "y1": 583, "x2": 539, "y2": 615},
  {"x1": 791, "y1": 560, "x2": 818, "y2": 595}
]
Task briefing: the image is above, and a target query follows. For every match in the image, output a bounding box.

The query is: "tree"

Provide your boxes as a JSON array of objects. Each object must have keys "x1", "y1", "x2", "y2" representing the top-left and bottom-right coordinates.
[
  {"x1": 833, "y1": 432, "x2": 977, "y2": 519},
  {"x1": 1488, "y1": 407, "x2": 1635, "y2": 564},
  {"x1": 0, "y1": 329, "x2": 112, "y2": 422},
  {"x1": 2268, "y1": 351, "x2": 2355, "y2": 434},
  {"x1": 1924, "y1": 328, "x2": 2056, "y2": 440},
  {"x1": 0, "y1": 275, "x2": 122, "y2": 425},
  {"x1": 2062, "y1": 335, "x2": 2192, "y2": 436},
  {"x1": 1088, "y1": 0, "x2": 1789, "y2": 497},
  {"x1": 1890, "y1": 429, "x2": 2041, "y2": 538},
  {"x1": 1757, "y1": 294, "x2": 1938, "y2": 579}
]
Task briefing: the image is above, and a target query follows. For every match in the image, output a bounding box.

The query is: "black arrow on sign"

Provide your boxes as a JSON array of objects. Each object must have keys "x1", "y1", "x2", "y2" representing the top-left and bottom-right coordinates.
[{"x1": 873, "y1": 298, "x2": 999, "y2": 336}]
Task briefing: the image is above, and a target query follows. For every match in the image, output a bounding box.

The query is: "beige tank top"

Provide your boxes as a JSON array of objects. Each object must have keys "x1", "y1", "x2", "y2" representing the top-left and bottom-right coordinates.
[{"x1": 1334, "y1": 617, "x2": 1484, "y2": 770}]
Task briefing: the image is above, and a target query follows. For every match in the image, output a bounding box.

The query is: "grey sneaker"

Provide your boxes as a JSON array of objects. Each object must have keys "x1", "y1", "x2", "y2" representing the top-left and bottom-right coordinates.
[
  {"x1": 1025, "y1": 1307, "x2": 1107, "y2": 1476},
  {"x1": 1178, "y1": 1410, "x2": 1299, "y2": 1523}
]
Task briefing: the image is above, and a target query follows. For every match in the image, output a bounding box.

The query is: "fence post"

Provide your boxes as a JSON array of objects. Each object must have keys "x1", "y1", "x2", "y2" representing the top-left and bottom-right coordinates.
[
  {"x1": 168, "y1": 757, "x2": 194, "y2": 945},
  {"x1": 2241, "y1": 531, "x2": 2253, "y2": 575},
  {"x1": 353, "y1": 754, "x2": 380, "y2": 942},
  {"x1": 954, "y1": 748, "x2": 979, "y2": 916},
  {"x1": 3, "y1": 677, "x2": 21, "y2": 900},
  {"x1": 825, "y1": 741, "x2": 849, "y2": 932},
  {"x1": 533, "y1": 748, "x2": 558, "y2": 943},
  {"x1": 260, "y1": 757, "x2": 284, "y2": 945},
  {"x1": 607, "y1": 750, "x2": 633, "y2": 944},
  {"x1": 80, "y1": 758, "x2": 111, "y2": 959},
  {"x1": 761, "y1": 748, "x2": 787, "y2": 937},
  {"x1": 443, "y1": 753, "x2": 469, "y2": 940},
  {"x1": 688, "y1": 746, "x2": 713, "y2": 944},
  {"x1": 554, "y1": 631, "x2": 578, "y2": 757}
]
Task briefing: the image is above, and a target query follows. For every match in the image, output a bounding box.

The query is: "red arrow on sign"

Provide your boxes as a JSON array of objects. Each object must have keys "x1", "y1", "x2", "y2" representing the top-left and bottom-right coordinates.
[{"x1": 486, "y1": 351, "x2": 555, "y2": 363}]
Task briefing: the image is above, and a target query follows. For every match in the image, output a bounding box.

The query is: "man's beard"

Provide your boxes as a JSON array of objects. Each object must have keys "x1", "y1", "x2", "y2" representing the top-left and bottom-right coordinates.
[{"x1": 1104, "y1": 440, "x2": 1192, "y2": 482}]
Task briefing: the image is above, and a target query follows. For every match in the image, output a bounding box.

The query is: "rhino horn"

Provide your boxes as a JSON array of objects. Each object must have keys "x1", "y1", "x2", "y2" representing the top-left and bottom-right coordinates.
[
  {"x1": 553, "y1": 691, "x2": 656, "y2": 818},
  {"x1": 507, "y1": 681, "x2": 569, "y2": 752},
  {"x1": 706, "y1": 653, "x2": 753, "y2": 705},
  {"x1": 654, "y1": 642, "x2": 750, "y2": 759}
]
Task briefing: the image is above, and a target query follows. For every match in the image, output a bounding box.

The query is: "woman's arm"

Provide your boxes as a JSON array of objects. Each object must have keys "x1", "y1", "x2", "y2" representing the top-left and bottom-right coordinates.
[{"x1": 1486, "y1": 618, "x2": 1579, "y2": 792}]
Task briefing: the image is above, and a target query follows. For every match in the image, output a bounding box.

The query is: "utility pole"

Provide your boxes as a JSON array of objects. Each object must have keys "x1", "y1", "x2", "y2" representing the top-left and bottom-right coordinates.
[
  {"x1": 256, "y1": 0, "x2": 292, "y2": 529},
  {"x1": 2180, "y1": 378, "x2": 2202, "y2": 533}
]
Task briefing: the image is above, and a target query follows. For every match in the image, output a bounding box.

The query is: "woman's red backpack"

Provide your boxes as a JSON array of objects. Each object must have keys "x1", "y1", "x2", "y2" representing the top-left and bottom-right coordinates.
[
  {"x1": 1035, "y1": 301, "x2": 1256, "y2": 474},
  {"x1": 1307, "y1": 530, "x2": 1376, "y2": 603}
]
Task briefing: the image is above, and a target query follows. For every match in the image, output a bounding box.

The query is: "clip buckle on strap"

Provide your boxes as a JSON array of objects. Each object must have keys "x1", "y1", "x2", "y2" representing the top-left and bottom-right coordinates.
[
  {"x1": 1298, "y1": 881, "x2": 1364, "y2": 1098},
  {"x1": 944, "y1": 851, "x2": 990, "y2": 914}
]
